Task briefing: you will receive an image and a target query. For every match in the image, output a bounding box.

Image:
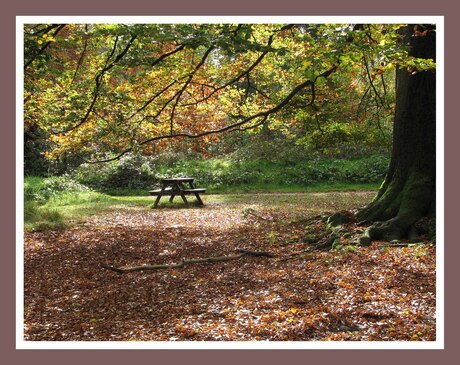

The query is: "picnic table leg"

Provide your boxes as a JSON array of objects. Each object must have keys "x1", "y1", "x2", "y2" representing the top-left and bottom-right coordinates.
[
  {"x1": 187, "y1": 181, "x2": 203, "y2": 205},
  {"x1": 194, "y1": 193, "x2": 204, "y2": 205},
  {"x1": 169, "y1": 195, "x2": 175, "y2": 202},
  {"x1": 153, "y1": 185, "x2": 168, "y2": 208},
  {"x1": 179, "y1": 194, "x2": 189, "y2": 205},
  {"x1": 153, "y1": 194, "x2": 162, "y2": 208}
]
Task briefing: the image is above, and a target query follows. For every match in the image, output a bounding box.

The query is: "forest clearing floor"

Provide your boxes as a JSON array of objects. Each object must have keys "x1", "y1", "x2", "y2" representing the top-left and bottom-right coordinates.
[{"x1": 24, "y1": 191, "x2": 436, "y2": 342}]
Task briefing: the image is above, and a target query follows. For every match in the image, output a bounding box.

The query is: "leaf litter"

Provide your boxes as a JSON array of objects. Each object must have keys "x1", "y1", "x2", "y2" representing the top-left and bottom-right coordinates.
[{"x1": 24, "y1": 192, "x2": 436, "y2": 341}]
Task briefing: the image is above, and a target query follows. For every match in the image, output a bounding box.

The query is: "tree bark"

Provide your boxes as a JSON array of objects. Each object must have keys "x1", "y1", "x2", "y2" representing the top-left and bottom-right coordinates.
[{"x1": 356, "y1": 25, "x2": 436, "y2": 240}]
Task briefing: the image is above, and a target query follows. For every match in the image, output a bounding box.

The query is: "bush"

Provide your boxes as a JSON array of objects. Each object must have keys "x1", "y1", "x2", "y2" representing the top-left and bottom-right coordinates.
[
  {"x1": 239, "y1": 154, "x2": 390, "y2": 186},
  {"x1": 73, "y1": 154, "x2": 157, "y2": 190},
  {"x1": 24, "y1": 175, "x2": 93, "y2": 204},
  {"x1": 24, "y1": 175, "x2": 111, "y2": 231},
  {"x1": 43, "y1": 175, "x2": 91, "y2": 196}
]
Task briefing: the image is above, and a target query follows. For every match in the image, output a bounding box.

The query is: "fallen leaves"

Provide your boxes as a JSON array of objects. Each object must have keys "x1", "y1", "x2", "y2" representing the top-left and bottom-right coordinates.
[{"x1": 23, "y1": 192, "x2": 436, "y2": 342}]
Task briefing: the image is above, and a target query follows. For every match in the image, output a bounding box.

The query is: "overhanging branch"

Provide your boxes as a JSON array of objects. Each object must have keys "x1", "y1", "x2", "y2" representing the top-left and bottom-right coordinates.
[
  {"x1": 181, "y1": 25, "x2": 295, "y2": 107},
  {"x1": 80, "y1": 65, "x2": 337, "y2": 163}
]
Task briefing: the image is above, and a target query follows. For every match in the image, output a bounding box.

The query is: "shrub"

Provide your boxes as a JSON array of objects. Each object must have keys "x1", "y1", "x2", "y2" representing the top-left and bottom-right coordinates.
[
  {"x1": 73, "y1": 154, "x2": 157, "y2": 190},
  {"x1": 43, "y1": 175, "x2": 91, "y2": 194},
  {"x1": 24, "y1": 175, "x2": 93, "y2": 204}
]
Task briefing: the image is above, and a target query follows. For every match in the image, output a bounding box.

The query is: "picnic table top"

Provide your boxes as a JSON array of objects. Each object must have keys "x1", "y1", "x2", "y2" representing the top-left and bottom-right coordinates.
[{"x1": 160, "y1": 177, "x2": 195, "y2": 183}]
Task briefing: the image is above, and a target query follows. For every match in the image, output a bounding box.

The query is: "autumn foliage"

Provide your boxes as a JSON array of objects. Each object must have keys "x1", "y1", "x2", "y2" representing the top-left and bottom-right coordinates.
[{"x1": 24, "y1": 23, "x2": 434, "y2": 163}]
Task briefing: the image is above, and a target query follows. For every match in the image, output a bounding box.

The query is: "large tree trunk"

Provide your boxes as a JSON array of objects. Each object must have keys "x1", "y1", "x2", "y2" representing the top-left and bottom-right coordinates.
[{"x1": 356, "y1": 25, "x2": 436, "y2": 240}]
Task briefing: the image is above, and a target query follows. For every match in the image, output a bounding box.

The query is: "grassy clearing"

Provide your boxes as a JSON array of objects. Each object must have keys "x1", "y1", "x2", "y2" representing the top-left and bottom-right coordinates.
[
  {"x1": 92, "y1": 181, "x2": 381, "y2": 195},
  {"x1": 23, "y1": 175, "x2": 379, "y2": 231}
]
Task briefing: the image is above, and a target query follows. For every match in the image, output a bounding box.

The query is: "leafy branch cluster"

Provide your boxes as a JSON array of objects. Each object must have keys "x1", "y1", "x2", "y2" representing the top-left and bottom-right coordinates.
[{"x1": 24, "y1": 23, "x2": 433, "y2": 164}]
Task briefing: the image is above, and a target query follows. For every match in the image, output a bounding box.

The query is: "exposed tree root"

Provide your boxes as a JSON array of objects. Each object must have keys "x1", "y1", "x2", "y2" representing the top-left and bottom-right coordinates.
[
  {"x1": 296, "y1": 209, "x2": 435, "y2": 253},
  {"x1": 102, "y1": 248, "x2": 274, "y2": 273}
]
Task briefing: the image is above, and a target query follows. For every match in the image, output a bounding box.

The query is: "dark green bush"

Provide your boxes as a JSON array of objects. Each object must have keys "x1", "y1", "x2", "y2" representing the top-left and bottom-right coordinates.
[{"x1": 73, "y1": 154, "x2": 157, "y2": 190}]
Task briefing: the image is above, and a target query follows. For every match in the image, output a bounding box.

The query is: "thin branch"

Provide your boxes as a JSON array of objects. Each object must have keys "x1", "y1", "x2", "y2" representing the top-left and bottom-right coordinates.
[
  {"x1": 151, "y1": 43, "x2": 186, "y2": 67},
  {"x1": 169, "y1": 45, "x2": 216, "y2": 134},
  {"x1": 53, "y1": 34, "x2": 138, "y2": 135},
  {"x1": 24, "y1": 24, "x2": 66, "y2": 70},
  {"x1": 127, "y1": 80, "x2": 178, "y2": 120},
  {"x1": 71, "y1": 25, "x2": 89, "y2": 84},
  {"x1": 309, "y1": 82, "x2": 325, "y2": 134},
  {"x1": 356, "y1": 84, "x2": 371, "y2": 120},
  {"x1": 362, "y1": 54, "x2": 385, "y2": 108},
  {"x1": 182, "y1": 25, "x2": 294, "y2": 107},
  {"x1": 93, "y1": 111, "x2": 118, "y2": 133},
  {"x1": 248, "y1": 82, "x2": 271, "y2": 99},
  {"x1": 380, "y1": 73, "x2": 388, "y2": 99},
  {"x1": 244, "y1": 73, "x2": 251, "y2": 102},
  {"x1": 105, "y1": 36, "x2": 119, "y2": 66},
  {"x1": 236, "y1": 115, "x2": 268, "y2": 131}
]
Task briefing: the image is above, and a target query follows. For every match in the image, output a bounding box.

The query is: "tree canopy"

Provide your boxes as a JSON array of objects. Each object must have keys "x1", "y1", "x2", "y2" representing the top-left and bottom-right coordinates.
[{"x1": 24, "y1": 23, "x2": 435, "y2": 164}]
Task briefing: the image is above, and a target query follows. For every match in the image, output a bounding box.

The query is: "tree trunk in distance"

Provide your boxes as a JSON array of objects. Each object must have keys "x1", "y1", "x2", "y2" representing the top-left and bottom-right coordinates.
[{"x1": 356, "y1": 25, "x2": 436, "y2": 241}]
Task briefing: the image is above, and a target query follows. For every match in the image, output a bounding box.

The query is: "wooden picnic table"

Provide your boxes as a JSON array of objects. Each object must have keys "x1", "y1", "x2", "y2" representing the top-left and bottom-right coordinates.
[{"x1": 149, "y1": 177, "x2": 206, "y2": 208}]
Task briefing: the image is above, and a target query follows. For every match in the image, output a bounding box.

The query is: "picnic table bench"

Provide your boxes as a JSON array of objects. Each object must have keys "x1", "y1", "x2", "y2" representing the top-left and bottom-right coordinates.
[{"x1": 149, "y1": 177, "x2": 206, "y2": 207}]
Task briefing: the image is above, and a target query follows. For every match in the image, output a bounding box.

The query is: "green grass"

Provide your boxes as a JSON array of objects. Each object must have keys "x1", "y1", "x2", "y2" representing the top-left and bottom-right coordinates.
[
  {"x1": 23, "y1": 176, "x2": 151, "y2": 231},
  {"x1": 208, "y1": 181, "x2": 381, "y2": 194},
  {"x1": 24, "y1": 175, "x2": 46, "y2": 191},
  {"x1": 24, "y1": 194, "x2": 155, "y2": 231}
]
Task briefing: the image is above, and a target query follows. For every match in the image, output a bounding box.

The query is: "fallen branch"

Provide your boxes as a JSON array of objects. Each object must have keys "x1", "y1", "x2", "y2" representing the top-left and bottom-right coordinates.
[
  {"x1": 276, "y1": 247, "x2": 315, "y2": 262},
  {"x1": 242, "y1": 208, "x2": 276, "y2": 222},
  {"x1": 102, "y1": 248, "x2": 274, "y2": 273}
]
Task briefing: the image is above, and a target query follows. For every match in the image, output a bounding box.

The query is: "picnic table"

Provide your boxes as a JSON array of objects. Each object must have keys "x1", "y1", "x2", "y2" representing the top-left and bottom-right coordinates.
[{"x1": 149, "y1": 177, "x2": 206, "y2": 208}]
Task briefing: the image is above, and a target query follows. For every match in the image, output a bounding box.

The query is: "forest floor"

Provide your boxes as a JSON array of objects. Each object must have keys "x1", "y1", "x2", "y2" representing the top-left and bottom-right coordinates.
[{"x1": 23, "y1": 192, "x2": 437, "y2": 342}]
